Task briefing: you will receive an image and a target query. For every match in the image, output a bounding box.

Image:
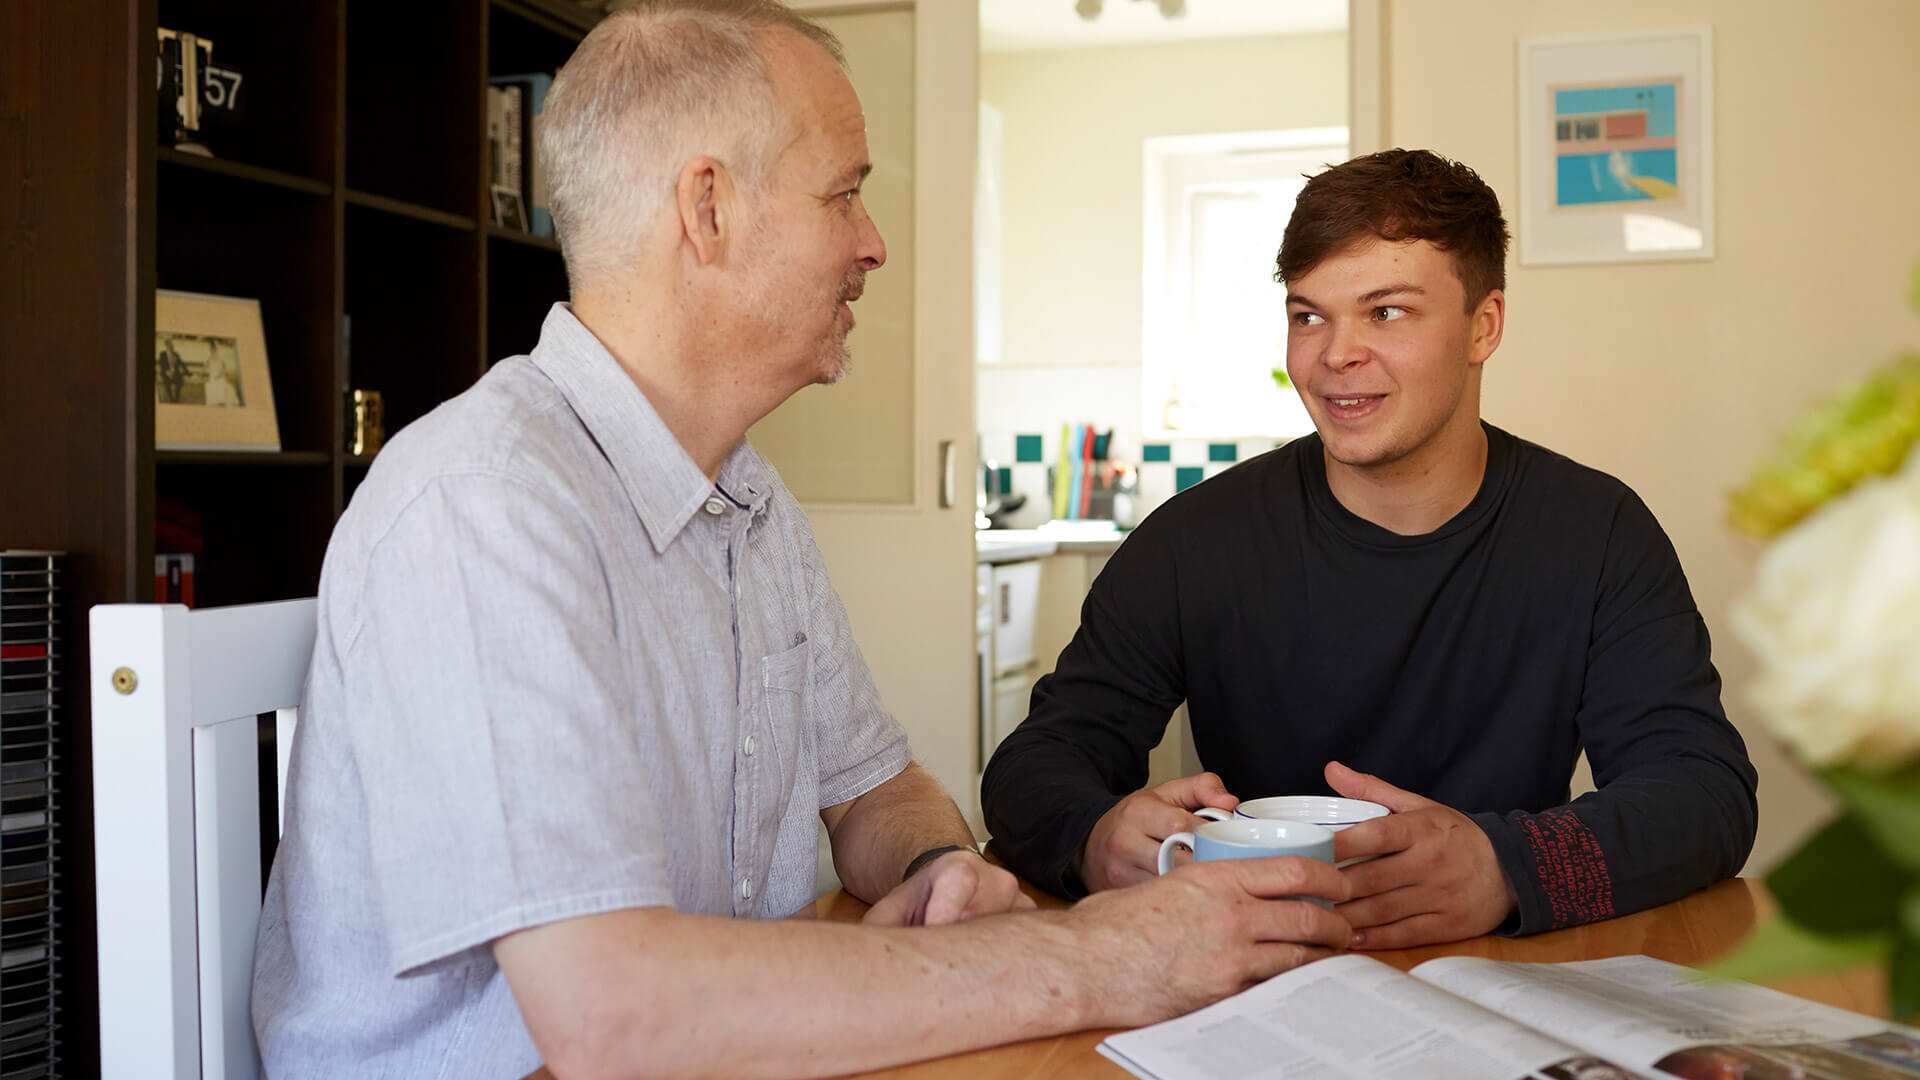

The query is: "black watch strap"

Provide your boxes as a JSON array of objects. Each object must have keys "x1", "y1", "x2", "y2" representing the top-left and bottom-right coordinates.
[{"x1": 902, "y1": 843, "x2": 976, "y2": 882}]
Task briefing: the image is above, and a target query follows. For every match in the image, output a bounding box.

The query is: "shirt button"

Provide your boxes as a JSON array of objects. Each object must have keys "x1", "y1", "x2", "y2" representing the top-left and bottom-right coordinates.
[
  {"x1": 739, "y1": 877, "x2": 754, "y2": 900},
  {"x1": 743, "y1": 734, "x2": 757, "y2": 757},
  {"x1": 703, "y1": 496, "x2": 727, "y2": 516}
]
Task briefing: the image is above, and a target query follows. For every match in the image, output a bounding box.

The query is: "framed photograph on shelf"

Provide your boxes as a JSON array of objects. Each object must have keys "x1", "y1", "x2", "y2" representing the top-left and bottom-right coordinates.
[
  {"x1": 154, "y1": 289, "x2": 281, "y2": 451},
  {"x1": 491, "y1": 184, "x2": 528, "y2": 232},
  {"x1": 1517, "y1": 28, "x2": 1713, "y2": 266}
]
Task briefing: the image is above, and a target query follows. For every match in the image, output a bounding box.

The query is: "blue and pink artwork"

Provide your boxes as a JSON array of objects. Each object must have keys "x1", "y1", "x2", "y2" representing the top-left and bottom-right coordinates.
[{"x1": 1552, "y1": 80, "x2": 1679, "y2": 206}]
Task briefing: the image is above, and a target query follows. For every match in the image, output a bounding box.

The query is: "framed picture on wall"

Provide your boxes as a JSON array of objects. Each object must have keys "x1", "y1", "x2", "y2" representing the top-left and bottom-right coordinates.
[
  {"x1": 1517, "y1": 28, "x2": 1714, "y2": 266},
  {"x1": 155, "y1": 289, "x2": 281, "y2": 451}
]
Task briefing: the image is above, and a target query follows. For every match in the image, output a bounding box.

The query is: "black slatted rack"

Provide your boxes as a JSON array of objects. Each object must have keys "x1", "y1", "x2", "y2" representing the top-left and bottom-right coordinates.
[{"x1": 0, "y1": 552, "x2": 60, "y2": 1080}]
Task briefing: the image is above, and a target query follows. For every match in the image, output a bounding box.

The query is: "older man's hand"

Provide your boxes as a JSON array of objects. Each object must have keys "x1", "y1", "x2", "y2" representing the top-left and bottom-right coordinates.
[
  {"x1": 1325, "y1": 761, "x2": 1518, "y2": 949},
  {"x1": 862, "y1": 850, "x2": 1036, "y2": 927}
]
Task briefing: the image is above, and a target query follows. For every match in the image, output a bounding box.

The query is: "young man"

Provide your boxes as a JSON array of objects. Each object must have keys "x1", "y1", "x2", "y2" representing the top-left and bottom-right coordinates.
[
  {"x1": 252, "y1": 4, "x2": 1350, "y2": 1077},
  {"x1": 983, "y1": 149, "x2": 1758, "y2": 949}
]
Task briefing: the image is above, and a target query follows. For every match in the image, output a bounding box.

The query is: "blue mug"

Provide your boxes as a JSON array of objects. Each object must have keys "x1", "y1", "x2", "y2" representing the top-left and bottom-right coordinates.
[{"x1": 1156, "y1": 819, "x2": 1336, "y2": 905}]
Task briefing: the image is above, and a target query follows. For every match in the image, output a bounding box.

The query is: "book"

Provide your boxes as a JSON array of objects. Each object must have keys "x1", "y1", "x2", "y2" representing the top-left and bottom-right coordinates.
[
  {"x1": 490, "y1": 73, "x2": 554, "y2": 237},
  {"x1": 488, "y1": 83, "x2": 524, "y2": 229},
  {"x1": 486, "y1": 86, "x2": 510, "y2": 193},
  {"x1": 1098, "y1": 953, "x2": 1920, "y2": 1080}
]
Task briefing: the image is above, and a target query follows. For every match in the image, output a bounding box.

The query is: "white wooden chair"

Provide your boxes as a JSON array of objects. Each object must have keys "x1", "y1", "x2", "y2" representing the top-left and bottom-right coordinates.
[{"x1": 90, "y1": 599, "x2": 316, "y2": 1080}]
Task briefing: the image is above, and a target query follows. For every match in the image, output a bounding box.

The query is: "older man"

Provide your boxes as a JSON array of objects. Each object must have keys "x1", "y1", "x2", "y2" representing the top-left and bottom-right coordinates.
[{"x1": 251, "y1": 3, "x2": 1351, "y2": 1077}]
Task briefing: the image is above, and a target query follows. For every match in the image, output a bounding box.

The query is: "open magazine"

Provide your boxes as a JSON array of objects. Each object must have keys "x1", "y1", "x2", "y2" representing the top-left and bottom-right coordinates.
[{"x1": 1098, "y1": 953, "x2": 1920, "y2": 1080}]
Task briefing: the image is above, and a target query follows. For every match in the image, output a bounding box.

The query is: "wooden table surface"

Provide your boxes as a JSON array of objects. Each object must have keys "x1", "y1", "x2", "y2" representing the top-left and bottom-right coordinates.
[
  {"x1": 822, "y1": 874, "x2": 1887, "y2": 1080},
  {"x1": 528, "y1": 874, "x2": 1886, "y2": 1080}
]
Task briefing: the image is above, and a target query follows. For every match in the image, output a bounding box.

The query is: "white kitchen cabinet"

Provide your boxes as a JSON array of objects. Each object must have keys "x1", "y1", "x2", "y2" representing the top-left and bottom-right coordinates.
[{"x1": 990, "y1": 559, "x2": 1042, "y2": 676}]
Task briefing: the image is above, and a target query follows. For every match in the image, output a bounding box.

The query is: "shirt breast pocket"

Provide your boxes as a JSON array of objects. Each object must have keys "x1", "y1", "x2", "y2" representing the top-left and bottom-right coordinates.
[{"x1": 758, "y1": 635, "x2": 812, "y2": 804}]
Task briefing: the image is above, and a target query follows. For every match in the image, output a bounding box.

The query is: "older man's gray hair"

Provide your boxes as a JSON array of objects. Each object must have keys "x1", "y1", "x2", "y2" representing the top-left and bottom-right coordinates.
[{"x1": 538, "y1": 0, "x2": 845, "y2": 292}]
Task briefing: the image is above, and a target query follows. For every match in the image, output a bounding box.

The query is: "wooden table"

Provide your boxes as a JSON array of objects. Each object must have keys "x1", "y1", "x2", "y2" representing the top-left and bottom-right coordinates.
[
  {"x1": 819, "y1": 875, "x2": 1887, "y2": 1080},
  {"x1": 527, "y1": 874, "x2": 1885, "y2": 1080}
]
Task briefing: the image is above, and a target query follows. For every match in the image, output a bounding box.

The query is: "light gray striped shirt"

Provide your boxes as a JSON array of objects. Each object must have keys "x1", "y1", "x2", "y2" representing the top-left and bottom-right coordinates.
[{"x1": 253, "y1": 303, "x2": 911, "y2": 1078}]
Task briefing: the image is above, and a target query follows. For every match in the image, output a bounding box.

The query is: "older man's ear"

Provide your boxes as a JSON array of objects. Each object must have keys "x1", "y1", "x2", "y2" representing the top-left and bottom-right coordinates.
[{"x1": 675, "y1": 154, "x2": 737, "y2": 266}]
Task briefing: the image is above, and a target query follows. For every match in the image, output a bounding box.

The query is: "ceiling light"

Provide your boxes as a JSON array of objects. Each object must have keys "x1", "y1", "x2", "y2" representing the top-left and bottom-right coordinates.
[{"x1": 1076, "y1": 0, "x2": 1186, "y2": 20}]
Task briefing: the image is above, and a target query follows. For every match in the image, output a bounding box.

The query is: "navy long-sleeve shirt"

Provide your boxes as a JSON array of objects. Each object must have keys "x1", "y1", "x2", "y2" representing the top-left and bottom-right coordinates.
[{"x1": 981, "y1": 424, "x2": 1757, "y2": 935}]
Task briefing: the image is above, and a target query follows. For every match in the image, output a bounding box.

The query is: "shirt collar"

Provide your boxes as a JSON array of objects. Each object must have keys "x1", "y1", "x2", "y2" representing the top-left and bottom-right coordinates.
[{"x1": 530, "y1": 303, "x2": 772, "y2": 554}]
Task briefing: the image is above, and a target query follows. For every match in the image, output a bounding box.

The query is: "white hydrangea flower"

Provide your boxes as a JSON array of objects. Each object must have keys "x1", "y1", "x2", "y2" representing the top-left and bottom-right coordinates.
[{"x1": 1732, "y1": 449, "x2": 1920, "y2": 770}]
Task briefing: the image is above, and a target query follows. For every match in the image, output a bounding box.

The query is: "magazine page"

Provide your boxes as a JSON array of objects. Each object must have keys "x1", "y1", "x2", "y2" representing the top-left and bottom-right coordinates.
[
  {"x1": 1097, "y1": 953, "x2": 1634, "y2": 1080},
  {"x1": 1412, "y1": 954, "x2": 1920, "y2": 1079}
]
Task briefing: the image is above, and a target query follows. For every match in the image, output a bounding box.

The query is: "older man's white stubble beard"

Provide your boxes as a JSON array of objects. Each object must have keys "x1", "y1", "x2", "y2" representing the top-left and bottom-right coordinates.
[
  {"x1": 730, "y1": 204, "x2": 864, "y2": 388},
  {"x1": 820, "y1": 264, "x2": 865, "y2": 385}
]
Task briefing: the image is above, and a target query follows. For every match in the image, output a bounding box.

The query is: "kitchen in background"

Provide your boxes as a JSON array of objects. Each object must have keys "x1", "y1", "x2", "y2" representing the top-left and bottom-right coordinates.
[{"x1": 970, "y1": 0, "x2": 1349, "y2": 780}]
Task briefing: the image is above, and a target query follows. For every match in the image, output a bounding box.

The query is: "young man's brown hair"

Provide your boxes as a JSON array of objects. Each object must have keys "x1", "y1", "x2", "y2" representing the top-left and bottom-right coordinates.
[{"x1": 1276, "y1": 149, "x2": 1511, "y2": 312}]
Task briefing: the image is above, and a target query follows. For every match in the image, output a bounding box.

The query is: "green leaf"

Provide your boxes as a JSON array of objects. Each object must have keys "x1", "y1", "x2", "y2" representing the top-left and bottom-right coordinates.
[
  {"x1": 1826, "y1": 766, "x2": 1920, "y2": 872},
  {"x1": 1270, "y1": 367, "x2": 1292, "y2": 390},
  {"x1": 1707, "y1": 913, "x2": 1888, "y2": 985},
  {"x1": 1894, "y1": 917, "x2": 1920, "y2": 1022},
  {"x1": 1765, "y1": 813, "x2": 1913, "y2": 934}
]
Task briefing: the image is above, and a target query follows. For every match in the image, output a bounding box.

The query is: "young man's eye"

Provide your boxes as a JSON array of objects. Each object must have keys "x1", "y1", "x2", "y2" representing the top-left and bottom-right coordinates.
[
  {"x1": 1374, "y1": 305, "x2": 1406, "y2": 321},
  {"x1": 1291, "y1": 311, "x2": 1323, "y2": 327}
]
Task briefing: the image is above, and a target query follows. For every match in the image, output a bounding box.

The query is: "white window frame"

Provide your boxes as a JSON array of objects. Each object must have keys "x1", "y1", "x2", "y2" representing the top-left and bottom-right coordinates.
[{"x1": 1141, "y1": 126, "x2": 1348, "y2": 440}]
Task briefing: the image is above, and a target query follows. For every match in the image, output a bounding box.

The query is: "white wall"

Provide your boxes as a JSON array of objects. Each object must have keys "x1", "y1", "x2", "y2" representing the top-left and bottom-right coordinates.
[
  {"x1": 978, "y1": 32, "x2": 1348, "y2": 450},
  {"x1": 1386, "y1": 0, "x2": 1920, "y2": 871}
]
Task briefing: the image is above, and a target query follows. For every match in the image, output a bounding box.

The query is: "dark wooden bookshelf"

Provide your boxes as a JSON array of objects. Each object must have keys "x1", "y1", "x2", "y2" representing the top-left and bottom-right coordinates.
[
  {"x1": 1, "y1": 1, "x2": 595, "y2": 1069},
  {"x1": 489, "y1": 223, "x2": 563, "y2": 252},
  {"x1": 344, "y1": 189, "x2": 479, "y2": 231},
  {"x1": 157, "y1": 146, "x2": 333, "y2": 195},
  {"x1": 157, "y1": 450, "x2": 333, "y2": 467}
]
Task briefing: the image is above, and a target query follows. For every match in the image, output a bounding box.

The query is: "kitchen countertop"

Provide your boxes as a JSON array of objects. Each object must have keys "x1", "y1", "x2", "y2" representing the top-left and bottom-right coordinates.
[{"x1": 975, "y1": 522, "x2": 1126, "y2": 564}]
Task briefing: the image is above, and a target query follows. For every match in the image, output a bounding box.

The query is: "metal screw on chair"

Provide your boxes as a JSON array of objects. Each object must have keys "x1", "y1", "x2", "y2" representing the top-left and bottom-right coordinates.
[{"x1": 111, "y1": 667, "x2": 138, "y2": 695}]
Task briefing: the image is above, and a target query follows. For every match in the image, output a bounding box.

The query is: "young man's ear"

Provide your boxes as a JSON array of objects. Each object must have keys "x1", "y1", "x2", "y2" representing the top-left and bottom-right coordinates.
[
  {"x1": 1469, "y1": 289, "x2": 1506, "y2": 366},
  {"x1": 675, "y1": 155, "x2": 738, "y2": 266}
]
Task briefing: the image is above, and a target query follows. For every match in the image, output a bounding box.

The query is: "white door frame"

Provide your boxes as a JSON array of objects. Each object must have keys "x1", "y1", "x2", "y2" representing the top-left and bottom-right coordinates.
[
  {"x1": 787, "y1": 0, "x2": 976, "y2": 518},
  {"x1": 1350, "y1": 0, "x2": 1389, "y2": 154},
  {"x1": 784, "y1": 0, "x2": 985, "y2": 827}
]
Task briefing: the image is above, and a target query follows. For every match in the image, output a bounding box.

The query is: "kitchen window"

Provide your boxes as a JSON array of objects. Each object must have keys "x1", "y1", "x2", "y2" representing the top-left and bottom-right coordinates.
[{"x1": 1142, "y1": 128, "x2": 1348, "y2": 440}]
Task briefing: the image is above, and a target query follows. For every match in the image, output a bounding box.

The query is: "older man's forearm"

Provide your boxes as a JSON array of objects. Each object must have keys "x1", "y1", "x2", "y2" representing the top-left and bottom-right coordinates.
[
  {"x1": 502, "y1": 904, "x2": 1106, "y2": 1080},
  {"x1": 821, "y1": 761, "x2": 978, "y2": 901}
]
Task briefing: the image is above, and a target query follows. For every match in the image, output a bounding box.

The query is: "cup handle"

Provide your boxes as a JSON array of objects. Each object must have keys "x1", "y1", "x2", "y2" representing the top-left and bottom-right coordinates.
[
  {"x1": 1194, "y1": 807, "x2": 1232, "y2": 822},
  {"x1": 1158, "y1": 831, "x2": 1196, "y2": 875}
]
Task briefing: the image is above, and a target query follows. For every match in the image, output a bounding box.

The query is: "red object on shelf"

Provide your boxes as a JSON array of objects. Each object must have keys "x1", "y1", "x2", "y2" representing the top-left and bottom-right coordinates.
[
  {"x1": 154, "y1": 554, "x2": 196, "y2": 607},
  {"x1": 0, "y1": 643, "x2": 49, "y2": 660}
]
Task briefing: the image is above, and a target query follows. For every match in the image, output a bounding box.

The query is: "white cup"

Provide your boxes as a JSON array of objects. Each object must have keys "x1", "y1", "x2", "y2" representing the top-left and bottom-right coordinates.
[{"x1": 1196, "y1": 796, "x2": 1390, "y2": 868}]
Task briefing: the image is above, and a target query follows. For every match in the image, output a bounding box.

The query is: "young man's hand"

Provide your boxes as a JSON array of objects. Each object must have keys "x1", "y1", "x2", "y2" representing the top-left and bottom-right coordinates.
[
  {"x1": 1325, "y1": 761, "x2": 1518, "y2": 948},
  {"x1": 1078, "y1": 772, "x2": 1240, "y2": 892},
  {"x1": 1072, "y1": 854, "x2": 1352, "y2": 1026},
  {"x1": 862, "y1": 850, "x2": 1036, "y2": 927}
]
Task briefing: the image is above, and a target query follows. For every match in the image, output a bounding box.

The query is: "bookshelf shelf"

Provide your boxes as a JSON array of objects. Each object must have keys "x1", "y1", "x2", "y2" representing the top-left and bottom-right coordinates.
[
  {"x1": 487, "y1": 225, "x2": 562, "y2": 253},
  {"x1": 157, "y1": 451, "x2": 332, "y2": 467},
  {"x1": 494, "y1": 0, "x2": 599, "y2": 38},
  {"x1": 157, "y1": 148, "x2": 332, "y2": 196},
  {"x1": 344, "y1": 190, "x2": 478, "y2": 232}
]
